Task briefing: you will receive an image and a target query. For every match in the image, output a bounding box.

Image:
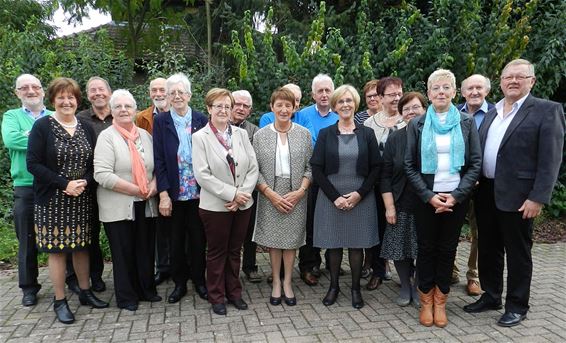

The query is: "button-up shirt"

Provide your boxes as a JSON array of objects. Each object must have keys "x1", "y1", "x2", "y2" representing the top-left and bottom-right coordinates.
[
  {"x1": 461, "y1": 100, "x2": 489, "y2": 129},
  {"x1": 23, "y1": 106, "x2": 49, "y2": 120}
]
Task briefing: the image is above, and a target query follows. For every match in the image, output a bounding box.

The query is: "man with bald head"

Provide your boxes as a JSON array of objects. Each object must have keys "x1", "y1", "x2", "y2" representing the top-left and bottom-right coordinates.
[
  {"x1": 452, "y1": 74, "x2": 494, "y2": 296},
  {"x1": 2, "y1": 74, "x2": 53, "y2": 306},
  {"x1": 136, "y1": 77, "x2": 169, "y2": 134}
]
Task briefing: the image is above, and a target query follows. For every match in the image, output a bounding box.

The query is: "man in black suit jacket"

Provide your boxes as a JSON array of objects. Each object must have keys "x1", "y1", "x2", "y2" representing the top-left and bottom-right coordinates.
[{"x1": 463, "y1": 59, "x2": 565, "y2": 327}]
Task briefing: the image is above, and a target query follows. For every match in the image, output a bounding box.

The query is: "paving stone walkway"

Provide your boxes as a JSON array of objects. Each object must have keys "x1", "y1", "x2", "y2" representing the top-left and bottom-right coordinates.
[{"x1": 1, "y1": 242, "x2": 565, "y2": 342}]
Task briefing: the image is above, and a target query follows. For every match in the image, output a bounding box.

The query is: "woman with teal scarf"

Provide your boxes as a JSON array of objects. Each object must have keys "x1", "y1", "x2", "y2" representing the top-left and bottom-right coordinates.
[{"x1": 404, "y1": 69, "x2": 481, "y2": 328}]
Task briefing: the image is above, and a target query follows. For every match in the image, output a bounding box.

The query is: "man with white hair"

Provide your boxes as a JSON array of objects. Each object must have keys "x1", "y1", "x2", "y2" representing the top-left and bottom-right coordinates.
[
  {"x1": 135, "y1": 77, "x2": 172, "y2": 285},
  {"x1": 1, "y1": 74, "x2": 52, "y2": 306},
  {"x1": 230, "y1": 90, "x2": 261, "y2": 283}
]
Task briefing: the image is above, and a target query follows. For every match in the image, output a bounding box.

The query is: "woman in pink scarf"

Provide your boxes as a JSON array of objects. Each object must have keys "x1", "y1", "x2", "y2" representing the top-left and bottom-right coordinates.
[{"x1": 94, "y1": 89, "x2": 160, "y2": 311}]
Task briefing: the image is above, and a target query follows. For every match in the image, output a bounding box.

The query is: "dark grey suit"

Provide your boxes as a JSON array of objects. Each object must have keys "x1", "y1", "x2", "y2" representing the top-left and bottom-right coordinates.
[{"x1": 476, "y1": 94, "x2": 565, "y2": 314}]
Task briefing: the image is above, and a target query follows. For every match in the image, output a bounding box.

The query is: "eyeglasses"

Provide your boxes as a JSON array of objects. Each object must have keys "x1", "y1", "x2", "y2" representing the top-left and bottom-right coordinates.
[
  {"x1": 365, "y1": 93, "x2": 379, "y2": 99},
  {"x1": 168, "y1": 90, "x2": 190, "y2": 97},
  {"x1": 402, "y1": 105, "x2": 423, "y2": 113},
  {"x1": 17, "y1": 85, "x2": 42, "y2": 91},
  {"x1": 112, "y1": 104, "x2": 134, "y2": 110},
  {"x1": 234, "y1": 102, "x2": 251, "y2": 110},
  {"x1": 501, "y1": 75, "x2": 533, "y2": 82},
  {"x1": 337, "y1": 98, "x2": 354, "y2": 106},
  {"x1": 383, "y1": 92, "x2": 403, "y2": 98},
  {"x1": 211, "y1": 104, "x2": 232, "y2": 112},
  {"x1": 430, "y1": 85, "x2": 452, "y2": 93}
]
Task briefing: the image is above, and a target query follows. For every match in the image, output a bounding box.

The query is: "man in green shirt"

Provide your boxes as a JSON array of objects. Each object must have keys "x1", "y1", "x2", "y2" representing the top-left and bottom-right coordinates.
[{"x1": 1, "y1": 74, "x2": 52, "y2": 306}]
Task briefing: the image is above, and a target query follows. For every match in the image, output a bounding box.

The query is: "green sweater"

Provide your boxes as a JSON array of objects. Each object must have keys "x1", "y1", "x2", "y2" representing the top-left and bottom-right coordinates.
[{"x1": 1, "y1": 108, "x2": 53, "y2": 186}]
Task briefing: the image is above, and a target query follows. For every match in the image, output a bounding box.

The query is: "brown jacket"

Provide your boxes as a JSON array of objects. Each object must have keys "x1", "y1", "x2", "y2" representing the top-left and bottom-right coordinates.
[{"x1": 135, "y1": 105, "x2": 156, "y2": 134}]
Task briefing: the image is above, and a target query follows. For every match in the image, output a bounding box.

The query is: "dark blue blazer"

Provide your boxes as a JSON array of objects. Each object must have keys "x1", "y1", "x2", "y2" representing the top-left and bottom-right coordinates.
[{"x1": 153, "y1": 110, "x2": 208, "y2": 200}]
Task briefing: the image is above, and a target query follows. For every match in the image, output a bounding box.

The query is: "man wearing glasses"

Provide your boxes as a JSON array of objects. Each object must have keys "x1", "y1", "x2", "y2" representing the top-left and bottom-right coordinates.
[
  {"x1": 463, "y1": 59, "x2": 565, "y2": 327},
  {"x1": 2, "y1": 74, "x2": 52, "y2": 306}
]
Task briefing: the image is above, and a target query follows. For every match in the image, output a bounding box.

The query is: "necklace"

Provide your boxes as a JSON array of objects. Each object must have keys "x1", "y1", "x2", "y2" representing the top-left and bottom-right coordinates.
[
  {"x1": 54, "y1": 115, "x2": 78, "y2": 129},
  {"x1": 274, "y1": 122, "x2": 292, "y2": 133},
  {"x1": 338, "y1": 122, "x2": 355, "y2": 134}
]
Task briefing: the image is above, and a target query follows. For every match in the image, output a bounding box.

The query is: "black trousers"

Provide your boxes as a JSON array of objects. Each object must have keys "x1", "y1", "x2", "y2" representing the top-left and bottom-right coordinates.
[
  {"x1": 370, "y1": 190, "x2": 387, "y2": 277},
  {"x1": 299, "y1": 184, "x2": 322, "y2": 272},
  {"x1": 476, "y1": 178, "x2": 533, "y2": 314},
  {"x1": 171, "y1": 200, "x2": 206, "y2": 286},
  {"x1": 104, "y1": 201, "x2": 157, "y2": 307},
  {"x1": 13, "y1": 186, "x2": 40, "y2": 294},
  {"x1": 66, "y1": 192, "x2": 104, "y2": 284},
  {"x1": 415, "y1": 197, "x2": 469, "y2": 294},
  {"x1": 155, "y1": 215, "x2": 172, "y2": 274},
  {"x1": 242, "y1": 192, "x2": 258, "y2": 273}
]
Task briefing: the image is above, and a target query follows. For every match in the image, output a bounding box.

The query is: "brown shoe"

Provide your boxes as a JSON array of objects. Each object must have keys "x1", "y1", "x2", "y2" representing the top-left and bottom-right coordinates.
[
  {"x1": 433, "y1": 286, "x2": 448, "y2": 328},
  {"x1": 466, "y1": 280, "x2": 482, "y2": 296},
  {"x1": 300, "y1": 271, "x2": 318, "y2": 286},
  {"x1": 366, "y1": 276, "x2": 383, "y2": 291},
  {"x1": 418, "y1": 288, "x2": 434, "y2": 327}
]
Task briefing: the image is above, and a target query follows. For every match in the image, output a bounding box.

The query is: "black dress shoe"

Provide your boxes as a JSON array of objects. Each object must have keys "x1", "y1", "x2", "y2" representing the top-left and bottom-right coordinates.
[
  {"x1": 269, "y1": 296, "x2": 282, "y2": 305},
  {"x1": 143, "y1": 294, "x2": 162, "y2": 302},
  {"x1": 22, "y1": 292, "x2": 38, "y2": 307},
  {"x1": 79, "y1": 289, "x2": 109, "y2": 308},
  {"x1": 463, "y1": 296, "x2": 502, "y2": 313},
  {"x1": 212, "y1": 303, "x2": 227, "y2": 315},
  {"x1": 194, "y1": 284, "x2": 208, "y2": 300},
  {"x1": 91, "y1": 278, "x2": 106, "y2": 292},
  {"x1": 283, "y1": 295, "x2": 297, "y2": 306},
  {"x1": 168, "y1": 285, "x2": 187, "y2": 303},
  {"x1": 67, "y1": 281, "x2": 81, "y2": 295},
  {"x1": 351, "y1": 289, "x2": 364, "y2": 309},
  {"x1": 228, "y1": 298, "x2": 248, "y2": 310},
  {"x1": 54, "y1": 298, "x2": 75, "y2": 324},
  {"x1": 322, "y1": 287, "x2": 340, "y2": 306},
  {"x1": 154, "y1": 272, "x2": 170, "y2": 285},
  {"x1": 497, "y1": 311, "x2": 527, "y2": 327},
  {"x1": 119, "y1": 303, "x2": 138, "y2": 312}
]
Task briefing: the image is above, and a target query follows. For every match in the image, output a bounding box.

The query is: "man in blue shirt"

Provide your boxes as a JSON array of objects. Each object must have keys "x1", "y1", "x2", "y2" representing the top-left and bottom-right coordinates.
[{"x1": 453, "y1": 74, "x2": 494, "y2": 296}]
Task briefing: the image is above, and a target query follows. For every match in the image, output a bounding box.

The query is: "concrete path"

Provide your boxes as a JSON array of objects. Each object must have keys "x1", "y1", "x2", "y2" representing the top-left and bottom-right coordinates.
[{"x1": 1, "y1": 242, "x2": 565, "y2": 342}]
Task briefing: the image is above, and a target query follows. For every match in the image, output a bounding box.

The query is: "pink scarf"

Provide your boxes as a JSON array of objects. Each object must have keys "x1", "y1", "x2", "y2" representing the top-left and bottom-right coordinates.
[{"x1": 112, "y1": 121, "x2": 149, "y2": 196}]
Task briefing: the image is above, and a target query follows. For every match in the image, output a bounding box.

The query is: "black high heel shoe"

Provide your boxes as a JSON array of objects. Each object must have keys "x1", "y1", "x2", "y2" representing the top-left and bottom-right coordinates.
[
  {"x1": 322, "y1": 287, "x2": 340, "y2": 306},
  {"x1": 283, "y1": 295, "x2": 297, "y2": 306},
  {"x1": 351, "y1": 288, "x2": 364, "y2": 309},
  {"x1": 54, "y1": 297, "x2": 75, "y2": 324},
  {"x1": 79, "y1": 289, "x2": 109, "y2": 308},
  {"x1": 269, "y1": 296, "x2": 282, "y2": 305}
]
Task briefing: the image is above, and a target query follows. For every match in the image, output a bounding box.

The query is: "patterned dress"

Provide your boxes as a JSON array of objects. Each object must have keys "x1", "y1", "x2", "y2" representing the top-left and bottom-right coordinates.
[{"x1": 35, "y1": 118, "x2": 93, "y2": 253}]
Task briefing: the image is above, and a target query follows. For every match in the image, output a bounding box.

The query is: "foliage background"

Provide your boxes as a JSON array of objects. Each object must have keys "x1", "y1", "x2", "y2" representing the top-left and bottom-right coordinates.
[{"x1": 0, "y1": 0, "x2": 565, "y2": 264}]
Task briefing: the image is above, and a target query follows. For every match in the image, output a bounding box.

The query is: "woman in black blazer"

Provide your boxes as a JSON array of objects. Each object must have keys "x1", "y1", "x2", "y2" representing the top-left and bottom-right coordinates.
[{"x1": 404, "y1": 69, "x2": 481, "y2": 328}]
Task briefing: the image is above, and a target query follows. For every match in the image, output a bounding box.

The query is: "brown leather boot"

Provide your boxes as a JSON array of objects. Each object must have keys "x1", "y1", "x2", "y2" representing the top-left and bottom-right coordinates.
[
  {"x1": 418, "y1": 288, "x2": 434, "y2": 326},
  {"x1": 433, "y1": 286, "x2": 448, "y2": 327}
]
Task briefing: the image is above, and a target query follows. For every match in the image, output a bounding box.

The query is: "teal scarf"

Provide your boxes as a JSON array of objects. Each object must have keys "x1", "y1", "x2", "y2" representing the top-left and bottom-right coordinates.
[
  {"x1": 170, "y1": 108, "x2": 193, "y2": 164},
  {"x1": 420, "y1": 104, "x2": 465, "y2": 174}
]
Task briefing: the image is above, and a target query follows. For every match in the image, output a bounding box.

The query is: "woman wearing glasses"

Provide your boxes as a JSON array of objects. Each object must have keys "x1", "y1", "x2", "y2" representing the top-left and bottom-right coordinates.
[
  {"x1": 354, "y1": 79, "x2": 382, "y2": 125},
  {"x1": 193, "y1": 88, "x2": 258, "y2": 316},
  {"x1": 94, "y1": 90, "x2": 160, "y2": 311},
  {"x1": 379, "y1": 92, "x2": 427, "y2": 308},
  {"x1": 363, "y1": 76, "x2": 405, "y2": 292},
  {"x1": 405, "y1": 69, "x2": 481, "y2": 327},
  {"x1": 152, "y1": 73, "x2": 208, "y2": 304},
  {"x1": 311, "y1": 85, "x2": 381, "y2": 309}
]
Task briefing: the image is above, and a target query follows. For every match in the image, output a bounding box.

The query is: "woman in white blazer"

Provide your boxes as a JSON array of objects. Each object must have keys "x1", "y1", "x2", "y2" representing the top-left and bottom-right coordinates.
[
  {"x1": 94, "y1": 89, "x2": 159, "y2": 311},
  {"x1": 192, "y1": 88, "x2": 259, "y2": 316}
]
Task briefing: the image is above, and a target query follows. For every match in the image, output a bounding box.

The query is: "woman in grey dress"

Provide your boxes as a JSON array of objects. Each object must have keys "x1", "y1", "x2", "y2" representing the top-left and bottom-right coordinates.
[
  {"x1": 311, "y1": 85, "x2": 382, "y2": 309},
  {"x1": 254, "y1": 88, "x2": 312, "y2": 306}
]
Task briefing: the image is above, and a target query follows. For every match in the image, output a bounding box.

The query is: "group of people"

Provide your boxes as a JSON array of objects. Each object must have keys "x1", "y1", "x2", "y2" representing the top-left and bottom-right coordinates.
[{"x1": 2, "y1": 58, "x2": 564, "y2": 329}]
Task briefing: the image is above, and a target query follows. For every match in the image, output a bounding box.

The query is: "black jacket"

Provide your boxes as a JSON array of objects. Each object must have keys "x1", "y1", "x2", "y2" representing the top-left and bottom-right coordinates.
[
  {"x1": 380, "y1": 127, "x2": 410, "y2": 203},
  {"x1": 404, "y1": 111, "x2": 482, "y2": 204},
  {"x1": 310, "y1": 123, "x2": 382, "y2": 202}
]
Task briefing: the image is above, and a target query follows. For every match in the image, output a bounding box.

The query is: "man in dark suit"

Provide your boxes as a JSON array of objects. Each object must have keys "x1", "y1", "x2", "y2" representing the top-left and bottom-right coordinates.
[{"x1": 463, "y1": 59, "x2": 565, "y2": 327}]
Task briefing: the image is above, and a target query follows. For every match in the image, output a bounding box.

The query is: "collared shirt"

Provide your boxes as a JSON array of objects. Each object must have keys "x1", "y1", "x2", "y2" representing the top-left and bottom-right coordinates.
[
  {"x1": 22, "y1": 106, "x2": 48, "y2": 121},
  {"x1": 482, "y1": 93, "x2": 530, "y2": 178},
  {"x1": 76, "y1": 107, "x2": 112, "y2": 137},
  {"x1": 461, "y1": 100, "x2": 489, "y2": 129}
]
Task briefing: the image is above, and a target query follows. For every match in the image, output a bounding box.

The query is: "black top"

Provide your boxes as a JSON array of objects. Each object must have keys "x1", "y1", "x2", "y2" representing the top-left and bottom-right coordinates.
[
  {"x1": 310, "y1": 123, "x2": 382, "y2": 202},
  {"x1": 76, "y1": 108, "x2": 112, "y2": 137},
  {"x1": 27, "y1": 116, "x2": 96, "y2": 205},
  {"x1": 380, "y1": 127, "x2": 410, "y2": 203}
]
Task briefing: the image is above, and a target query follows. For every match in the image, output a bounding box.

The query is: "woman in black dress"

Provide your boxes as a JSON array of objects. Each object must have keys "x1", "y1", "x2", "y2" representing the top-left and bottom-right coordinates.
[{"x1": 27, "y1": 77, "x2": 108, "y2": 324}]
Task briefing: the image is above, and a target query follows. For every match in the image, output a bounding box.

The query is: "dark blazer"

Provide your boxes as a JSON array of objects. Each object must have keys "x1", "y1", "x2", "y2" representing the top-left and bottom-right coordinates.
[
  {"x1": 404, "y1": 111, "x2": 482, "y2": 204},
  {"x1": 27, "y1": 116, "x2": 96, "y2": 205},
  {"x1": 478, "y1": 94, "x2": 565, "y2": 211},
  {"x1": 153, "y1": 109, "x2": 208, "y2": 201},
  {"x1": 310, "y1": 123, "x2": 382, "y2": 202},
  {"x1": 381, "y1": 127, "x2": 410, "y2": 203}
]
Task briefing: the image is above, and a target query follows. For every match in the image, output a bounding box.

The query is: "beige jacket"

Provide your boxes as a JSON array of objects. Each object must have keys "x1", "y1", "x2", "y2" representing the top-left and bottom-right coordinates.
[
  {"x1": 94, "y1": 125, "x2": 158, "y2": 222},
  {"x1": 192, "y1": 123, "x2": 259, "y2": 212}
]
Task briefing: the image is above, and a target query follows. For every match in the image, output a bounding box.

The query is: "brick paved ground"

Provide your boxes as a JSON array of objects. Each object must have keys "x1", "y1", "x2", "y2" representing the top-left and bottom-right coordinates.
[{"x1": 1, "y1": 242, "x2": 565, "y2": 342}]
